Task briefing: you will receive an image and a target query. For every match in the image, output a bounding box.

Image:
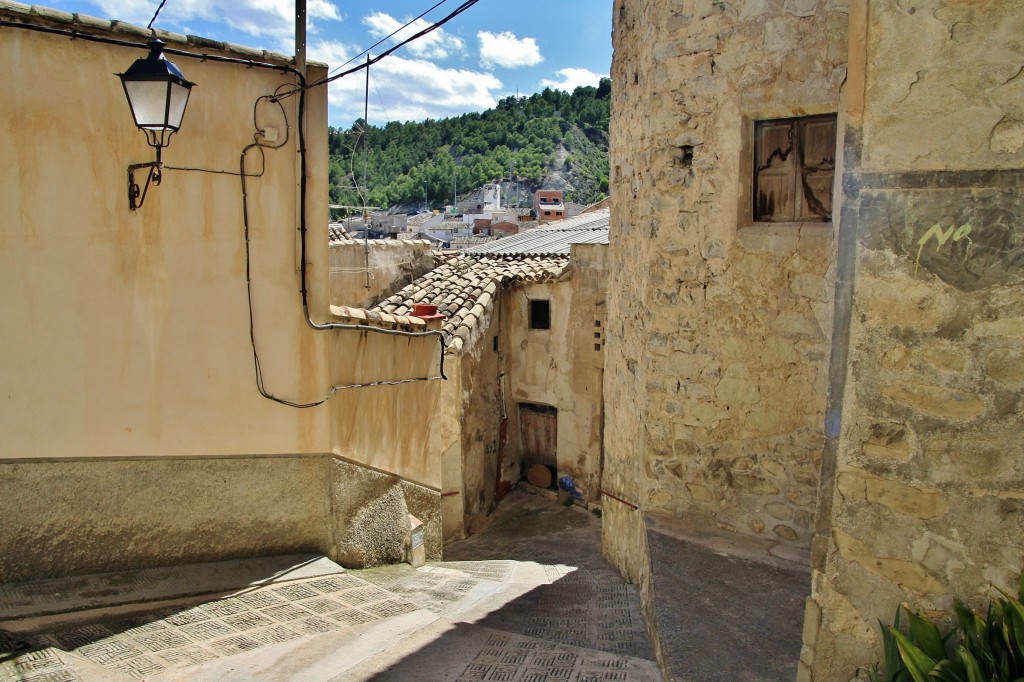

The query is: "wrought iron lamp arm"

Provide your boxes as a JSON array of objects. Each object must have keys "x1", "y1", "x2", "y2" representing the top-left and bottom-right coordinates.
[{"x1": 127, "y1": 149, "x2": 162, "y2": 211}]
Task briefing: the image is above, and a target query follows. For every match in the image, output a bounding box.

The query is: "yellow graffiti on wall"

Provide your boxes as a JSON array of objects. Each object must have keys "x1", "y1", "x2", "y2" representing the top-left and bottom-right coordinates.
[{"x1": 915, "y1": 222, "x2": 972, "y2": 273}]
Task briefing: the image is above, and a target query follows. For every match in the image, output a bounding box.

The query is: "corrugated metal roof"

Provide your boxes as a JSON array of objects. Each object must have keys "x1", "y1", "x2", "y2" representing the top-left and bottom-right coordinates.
[{"x1": 462, "y1": 209, "x2": 610, "y2": 256}]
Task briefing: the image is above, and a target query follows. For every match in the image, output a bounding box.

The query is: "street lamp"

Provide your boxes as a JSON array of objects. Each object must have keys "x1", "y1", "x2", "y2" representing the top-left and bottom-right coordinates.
[{"x1": 117, "y1": 40, "x2": 195, "y2": 210}]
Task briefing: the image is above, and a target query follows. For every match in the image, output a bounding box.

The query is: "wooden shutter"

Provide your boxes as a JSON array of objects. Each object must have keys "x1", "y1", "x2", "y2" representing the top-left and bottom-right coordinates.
[
  {"x1": 754, "y1": 120, "x2": 797, "y2": 222},
  {"x1": 753, "y1": 114, "x2": 836, "y2": 223},
  {"x1": 797, "y1": 116, "x2": 836, "y2": 221}
]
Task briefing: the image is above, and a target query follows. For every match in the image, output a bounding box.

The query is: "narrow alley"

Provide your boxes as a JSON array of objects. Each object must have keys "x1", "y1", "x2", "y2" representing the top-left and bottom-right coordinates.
[{"x1": 1, "y1": 490, "x2": 809, "y2": 681}]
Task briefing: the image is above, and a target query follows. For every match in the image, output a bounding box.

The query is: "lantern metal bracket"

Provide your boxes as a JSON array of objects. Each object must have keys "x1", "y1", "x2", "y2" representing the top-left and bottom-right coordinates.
[{"x1": 128, "y1": 150, "x2": 162, "y2": 211}]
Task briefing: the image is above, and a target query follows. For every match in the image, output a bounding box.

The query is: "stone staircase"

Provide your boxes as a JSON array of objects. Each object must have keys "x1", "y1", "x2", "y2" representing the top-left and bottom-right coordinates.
[{"x1": 1, "y1": 494, "x2": 659, "y2": 681}]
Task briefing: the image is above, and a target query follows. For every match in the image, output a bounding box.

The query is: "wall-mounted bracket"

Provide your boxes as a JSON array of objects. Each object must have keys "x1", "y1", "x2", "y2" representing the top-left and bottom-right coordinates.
[{"x1": 127, "y1": 154, "x2": 162, "y2": 211}]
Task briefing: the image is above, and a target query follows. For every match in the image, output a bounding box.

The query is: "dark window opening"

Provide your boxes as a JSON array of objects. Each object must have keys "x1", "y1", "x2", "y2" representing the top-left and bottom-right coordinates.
[
  {"x1": 753, "y1": 114, "x2": 837, "y2": 222},
  {"x1": 529, "y1": 299, "x2": 550, "y2": 330},
  {"x1": 493, "y1": 335, "x2": 499, "y2": 352}
]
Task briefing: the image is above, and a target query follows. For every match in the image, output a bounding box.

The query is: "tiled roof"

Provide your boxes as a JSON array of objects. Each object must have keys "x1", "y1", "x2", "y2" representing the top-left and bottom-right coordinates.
[
  {"x1": 462, "y1": 209, "x2": 609, "y2": 256},
  {"x1": 372, "y1": 255, "x2": 569, "y2": 353},
  {"x1": 328, "y1": 223, "x2": 351, "y2": 242},
  {"x1": 0, "y1": 1, "x2": 310, "y2": 67}
]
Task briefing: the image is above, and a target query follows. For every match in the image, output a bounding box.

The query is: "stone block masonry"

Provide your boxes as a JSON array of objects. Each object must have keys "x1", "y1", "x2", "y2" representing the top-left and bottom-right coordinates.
[
  {"x1": 607, "y1": 0, "x2": 1023, "y2": 677},
  {"x1": 606, "y1": 0, "x2": 847, "y2": 551}
]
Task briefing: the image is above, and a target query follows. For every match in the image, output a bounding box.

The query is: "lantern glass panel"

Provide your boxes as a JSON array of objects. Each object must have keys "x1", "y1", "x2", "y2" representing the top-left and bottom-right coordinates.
[
  {"x1": 124, "y1": 80, "x2": 171, "y2": 128},
  {"x1": 165, "y1": 80, "x2": 191, "y2": 131}
]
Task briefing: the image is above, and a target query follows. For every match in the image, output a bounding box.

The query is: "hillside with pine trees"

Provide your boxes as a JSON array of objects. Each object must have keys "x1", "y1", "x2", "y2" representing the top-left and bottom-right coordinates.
[{"x1": 328, "y1": 79, "x2": 611, "y2": 212}]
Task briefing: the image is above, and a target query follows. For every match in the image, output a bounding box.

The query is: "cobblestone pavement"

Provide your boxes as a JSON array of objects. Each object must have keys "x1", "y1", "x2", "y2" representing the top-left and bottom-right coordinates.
[{"x1": 0, "y1": 491, "x2": 658, "y2": 682}]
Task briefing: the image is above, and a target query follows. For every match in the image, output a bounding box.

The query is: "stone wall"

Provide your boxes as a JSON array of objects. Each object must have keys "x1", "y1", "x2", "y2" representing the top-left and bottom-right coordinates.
[
  {"x1": 804, "y1": 1, "x2": 1024, "y2": 678},
  {"x1": 0, "y1": 456, "x2": 330, "y2": 582},
  {"x1": 330, "y1": 239, "x2": 434, "y2": 309},
  {"x1": 458, "y1": 296, "x2": 506, "y2": 531},
  {"x1": 329, "y1": 457, "x2": 442, "y2": 568},
  {"x1": 606, "y1": 0, "x2": 848, "y2": 551},
  {"x1": 0, "y1": 454, "x2": 443, "y2": 581}
]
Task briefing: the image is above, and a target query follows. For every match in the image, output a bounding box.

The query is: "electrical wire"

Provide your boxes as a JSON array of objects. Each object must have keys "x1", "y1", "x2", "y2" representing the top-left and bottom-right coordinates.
[
  {"x1": 241, "y1": 88, "x2": 447, "y2": 408},
  {"x1": 147, "y1": 0, "x2": 169, "y2": 29},
  {"x1": 324, "y1": 0, "x2": 449, "y2": 79},
  {"x1": 275, "y1": 0, "x2": 482, "y2": 99}
]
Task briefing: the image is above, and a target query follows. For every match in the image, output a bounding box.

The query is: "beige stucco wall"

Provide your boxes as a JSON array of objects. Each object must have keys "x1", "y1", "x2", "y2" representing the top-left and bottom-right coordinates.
[
  {"x1": 803, "y1": 1, "x2": 1024, "y2": 678},
  {"x1": 503, "y1": 255, "x2": 606, "y2": 501},
  {"x1": 605, "y1": 0, "x2": 848, "y2": 553},
  {"x1": 0, "y1": 18, "x2": 330, "y2": 460},
  {"x1": 565, "y1": 244, "x2": 609, "y2": 498},
  {"x1": 330, "y1": 239, "x2": 434, "y2": 309},
  {"x1": 0, "y1": 9, "x2": 448, "y2": 578}
]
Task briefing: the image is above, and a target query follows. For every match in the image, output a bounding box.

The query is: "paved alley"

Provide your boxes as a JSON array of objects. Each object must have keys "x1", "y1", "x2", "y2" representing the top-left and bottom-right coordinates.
[{"x1": 1, "y1": 491, "x2": 658, "y2": 682}]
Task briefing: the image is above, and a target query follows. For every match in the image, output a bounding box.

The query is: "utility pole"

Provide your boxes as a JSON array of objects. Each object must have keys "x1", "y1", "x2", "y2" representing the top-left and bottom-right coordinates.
[
  {"x1": 363, "y1": 53, "x2": 370, "y2": 287},
  {"x1": 423, "y1": 181, "x2": 428, "y2": 211}
]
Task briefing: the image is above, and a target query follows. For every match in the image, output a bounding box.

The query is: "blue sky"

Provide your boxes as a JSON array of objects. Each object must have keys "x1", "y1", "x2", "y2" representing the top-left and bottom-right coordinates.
[{"x1": 46, "y1": 0, "x2": 613, "y2": 128}]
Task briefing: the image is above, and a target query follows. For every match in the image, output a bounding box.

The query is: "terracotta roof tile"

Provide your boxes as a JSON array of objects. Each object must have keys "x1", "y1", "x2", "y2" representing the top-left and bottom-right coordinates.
[{"x1": 369, "y1": 253, "x2": 569, "y2": 353}]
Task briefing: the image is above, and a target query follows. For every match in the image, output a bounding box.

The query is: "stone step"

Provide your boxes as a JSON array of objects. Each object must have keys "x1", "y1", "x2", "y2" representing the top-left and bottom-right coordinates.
[{"x1": 0, "y1": 554, "x2": 342, "y2": 622}]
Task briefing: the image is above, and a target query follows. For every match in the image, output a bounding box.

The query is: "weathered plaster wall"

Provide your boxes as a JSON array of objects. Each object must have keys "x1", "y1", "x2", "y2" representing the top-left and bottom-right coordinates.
[
  {"x1": 566, "y1": 244, "x2": 609, "y2": 499},
  {"x1": 0, "y1": 14, "x2": 331, "y2": 460},
  {"x1": 0, "y1": 9, "x2": 449, "y2": 579},
  {"x1": 804, "y1": 1, "x2": 1024, "y2": 678},
  {"x1": 329, "y1": 239, "x2": 434, "y2": 309},
  {"x1": 605, "y1": 0, "x2": 848, "y2": 553},
  {"x1": 0, "y1": 452, "x2": 444, "y2": 581},
  {"x1": 458, "y1": 298, "x2": 505, "y2": 531},
  {"x1": 504, "y1": 260, "x2": 606, "y2": 501},
  {"x1": 505, "y1": 280, "x2": 572, "y2": 484},
  {"x1": 327, "y1": 329, "x2": 447, "y2": 489}
]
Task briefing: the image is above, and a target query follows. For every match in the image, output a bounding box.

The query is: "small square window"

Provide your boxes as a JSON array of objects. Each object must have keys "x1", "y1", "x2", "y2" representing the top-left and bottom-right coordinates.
[
  {"x1": 753, "y1": 114, "x2": 836, "y2": 222},
  {"x1": 529, "y1": 299, "x2": 550, "y2": 330}
]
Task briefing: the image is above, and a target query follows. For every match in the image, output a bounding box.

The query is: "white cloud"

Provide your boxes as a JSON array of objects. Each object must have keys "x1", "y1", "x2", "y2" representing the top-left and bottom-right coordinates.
[
  {"x1": 89, "y1": 0, "x2": 341, "y2": 41},
  {"x1": 362, "y1": 12, "x2": 465, "y2": 60},
  {"x1": 310, "y1": 40, "x2": 502, "y2": 126},
  {"x1": 477, "y1": 31, "x2": 543, "y2": 69},
  {"x1": 540, "y1": 67, "x2": 606, "y2": 92}
]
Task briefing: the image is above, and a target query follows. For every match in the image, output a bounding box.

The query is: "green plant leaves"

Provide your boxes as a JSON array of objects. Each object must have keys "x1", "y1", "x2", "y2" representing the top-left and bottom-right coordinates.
[
  {"x1": 908, "y1": 610, "x2": 947, "y2": 661},
  {"x1": 873, "y1": 574, "x2": 1024, "y2": 682},
  {"x1": 890, "y1": 628, "x2": 937, "y2": 682}
]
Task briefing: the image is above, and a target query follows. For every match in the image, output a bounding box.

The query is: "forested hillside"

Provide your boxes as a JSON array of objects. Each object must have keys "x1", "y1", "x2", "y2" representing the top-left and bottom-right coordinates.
[{"x1": 328, "y1": 78, "x2": 611, "y2": 211}]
